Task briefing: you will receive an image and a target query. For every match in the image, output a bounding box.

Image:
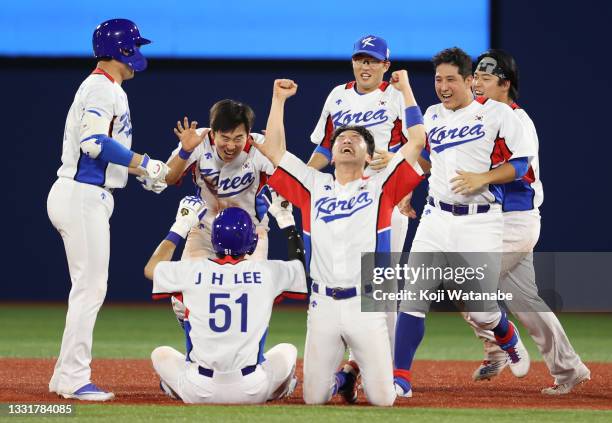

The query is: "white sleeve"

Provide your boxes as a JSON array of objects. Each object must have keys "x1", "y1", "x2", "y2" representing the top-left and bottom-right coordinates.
[
  {"x1": 499, "y1": 105, "x2": 536, "y2": 160},
  {"x1": 80, "y1": 83, "x2": 115, "y2": 140},
  {"x1": 153, "y1": 261, "x2": 189, "y2": 295},
  {"x1": 269, "y1": 260, "x2": 307, "y2": 295},
  {"x1": 310, "y1": 90, "x2": 335, "y2": 148},
  {"x1": 250, "y1": 134, "x2": 276, "y2": 175}
]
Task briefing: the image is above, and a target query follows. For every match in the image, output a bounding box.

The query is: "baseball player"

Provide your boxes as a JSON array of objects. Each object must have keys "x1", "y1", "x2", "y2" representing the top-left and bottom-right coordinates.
[
  {"x1": 308, "y1": 34, "x2": 411, "y2": 400},
  {"x1": 47, "y1": 19, "x2": 168, "y2": 401},
  {"x1": 462, "y1": 49, "x2": 590, "y2": 394},
  {"x1": 162, "y1": 100, "x2": 299, "y2": 320},
  {"x1": 393, "y1": 47, "x2": 536, "y2": 398},
  {"x1": 144, "y1": 198, "x2": 307, "y2": 404},
  {"x1": 164, "y1": 100, "x2": 285, "y2": 261},
  {"x1": 253, "y1": 74, "x2": 425, "y2": 406}
]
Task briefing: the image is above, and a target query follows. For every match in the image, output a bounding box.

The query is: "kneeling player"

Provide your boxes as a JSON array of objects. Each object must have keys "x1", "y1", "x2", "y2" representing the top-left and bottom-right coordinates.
[{"x1": 144, "y1": 199, "x2": 306, "y2": 404}]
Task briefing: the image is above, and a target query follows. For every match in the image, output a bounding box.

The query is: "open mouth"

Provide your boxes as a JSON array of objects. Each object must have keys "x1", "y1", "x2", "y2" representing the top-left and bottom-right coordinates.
[
  {"x1": 341, "y1": 146, "x2": 354, "y2": 155},
  {"x1": 474, "y1": 89, "x2": 484, "y2": 96},
  {"x1": 360, "y1": 72, "x2": 372, "y2": 81},
  {"x1": 222, "y1": 150, "x2": 237, "y2": 159}
]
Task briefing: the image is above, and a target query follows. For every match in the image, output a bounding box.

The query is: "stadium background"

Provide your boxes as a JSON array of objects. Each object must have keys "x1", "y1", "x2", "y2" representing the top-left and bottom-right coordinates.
[{"x1": 2, "y1": 0, "x2": 610, "y2": 302}]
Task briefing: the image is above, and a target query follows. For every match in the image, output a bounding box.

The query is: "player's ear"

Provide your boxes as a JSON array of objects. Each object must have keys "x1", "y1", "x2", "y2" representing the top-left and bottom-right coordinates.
[{"x1": 383, "y1": 60, "x2": 391, "y2": 72}]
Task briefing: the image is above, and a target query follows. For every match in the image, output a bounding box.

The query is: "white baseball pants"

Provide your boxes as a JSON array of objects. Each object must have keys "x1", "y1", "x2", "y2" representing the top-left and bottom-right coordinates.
[
  {"x1": 151, "y1": 343, "x2": 297, "y2": 404},
  {"x1": 47, "y1": 178, "x2": 114, "y2": 394}
]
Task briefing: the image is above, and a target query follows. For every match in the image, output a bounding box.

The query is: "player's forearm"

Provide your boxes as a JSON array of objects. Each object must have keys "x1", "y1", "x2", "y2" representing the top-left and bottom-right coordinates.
[
  {"x1": 481, "y1": 162, "x2": 517, "y2": 185},
  {"x1": 165, "y1": 155, "x2": 188, "y2": 185},
  {"x1": 307, "y1": 151, "x2": 330, "y2": 170},
  {"x1": 417, "y1": 156, "x2": 431, "y2": 175},
  {"x1": 261, "y1": 97, "x2": 288, "y2": 167},
  {"x1": 144, "y1": 240, "x2": 177, "y2": 280},
  {"x1": 128, "y1": 167, "x2": 145, "y2": 176},
  {"x1": 284, "y1": 226, "x2": 308, "y2": 275}
]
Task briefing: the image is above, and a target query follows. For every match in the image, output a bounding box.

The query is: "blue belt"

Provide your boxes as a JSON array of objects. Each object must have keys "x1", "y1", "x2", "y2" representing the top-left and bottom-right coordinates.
[
  {"x1": 198, "y1": 364, "x2": 257, "y2": 378},
  {"x1": 312, "y1": 282, "x2": 373, "y2": 300},
  {"x1": 427, "y1": 196, "x2": 490, "y2": 216}
]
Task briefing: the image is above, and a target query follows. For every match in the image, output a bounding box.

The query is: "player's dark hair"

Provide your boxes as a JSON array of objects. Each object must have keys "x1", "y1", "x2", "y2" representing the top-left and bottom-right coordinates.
[
  {"x1": 476, "y1": 49, "x2": 520, "y2": 100},
  {"x1": 330, "y1": 125, "x2": 376, "y2": 159},
  {"x1": 432, "y1": 47, "x2": 473, "y2": 79},
  {"x1": 210, "y1": 99, "x2": 255, "y2": 133}
]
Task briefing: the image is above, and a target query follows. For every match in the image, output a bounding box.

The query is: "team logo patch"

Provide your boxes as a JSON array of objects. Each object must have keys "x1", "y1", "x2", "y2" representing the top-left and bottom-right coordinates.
[
  {"x1": 361, "y1": 36, "x2": 376, "y2": 47},
  {"x1": 314, "y1": 192, "x2": 373, "y2": 222},
  {"x1": 205, "y1": 152, "x2": 213, "y2": 160}
]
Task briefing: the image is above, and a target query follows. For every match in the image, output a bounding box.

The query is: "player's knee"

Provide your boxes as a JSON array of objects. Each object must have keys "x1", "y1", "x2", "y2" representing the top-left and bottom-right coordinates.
[
  {"x1": 468, "y1": 311, "x2": 500, "y2": 329},
  {"x1": 80, "y1": 136, "x2": 103, "y2": 159},
  {"x1": 151, "y1": 346, "x2": 174, "y2": 367},
  {"x1": 302, "y1": 379, "x2": 332, "y2": 405},
  {"x1": 367, "y1": 386, "x2": 395, "y2": 407}
]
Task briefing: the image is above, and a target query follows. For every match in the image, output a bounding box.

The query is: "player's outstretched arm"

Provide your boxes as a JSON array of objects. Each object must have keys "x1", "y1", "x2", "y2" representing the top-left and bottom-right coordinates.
[
  {"x1": 306, "y1": 150, "x2": 330, "y2": 170},
  {"x1": 252, "y1": 79, "x2": 298, "y2": 167},
  {"x1": 144, "y1": 196, "x2": 207, "y2": 280},
  {"x1": 390, "y1": 70, "x2": 426, "y2": 166}
]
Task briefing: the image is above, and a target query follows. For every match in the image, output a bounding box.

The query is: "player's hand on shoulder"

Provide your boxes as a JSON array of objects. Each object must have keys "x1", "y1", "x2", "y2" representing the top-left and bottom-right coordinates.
[
  {"x1": 398, "y1": 192, "x2": 417, "y2": 219},
  {"x1": 390, "y1": 70, "x2": 411, "y2": 91},
  {"x1": 369, "y1": 148, "x2": 394, "y2": 171},
  {"x1": 273, "y1": 79, "x2": 298, "y2": 100},
  {"x1": 139, "y1": 154, "x2": 170, "y2": 181},
  {"x1": 174, "y1": 117, "x2": 209, "y2": 152},
  {"x1": 170, "y1": 196, "x2": 208, "y2": 238},
  {"x1": 136, "y1": 175, "x2": 168, "y2": 194},
  {"x1": 450, "y1": 170, "x2": 488, "y2": 195},
  {"x1": 268, "y1": 189, "x2": 295, "y2": 229}
]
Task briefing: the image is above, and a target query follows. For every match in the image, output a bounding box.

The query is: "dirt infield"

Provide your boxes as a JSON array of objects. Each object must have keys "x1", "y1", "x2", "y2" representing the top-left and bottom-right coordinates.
[{"x1": 1, "y1": 358, "x2": 610, "y2": 409}]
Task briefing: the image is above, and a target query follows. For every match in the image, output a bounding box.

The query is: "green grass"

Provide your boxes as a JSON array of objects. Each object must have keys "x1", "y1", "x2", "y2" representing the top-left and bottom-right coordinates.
[
  {"x1": 13, "y1": 405, "x2": 612, "y2": 423},
  {"x1": 1, "y1": 305, "x2": 610, "y2": 421},
  {"x1": 0, "y1": 304, "x2": 610, "y2": 362}
]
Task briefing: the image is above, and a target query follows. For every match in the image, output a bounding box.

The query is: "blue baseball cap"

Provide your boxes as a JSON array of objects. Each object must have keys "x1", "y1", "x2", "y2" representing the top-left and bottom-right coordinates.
[{"x1": 352, "y1": 35, "x2": 390, "y2": 61}]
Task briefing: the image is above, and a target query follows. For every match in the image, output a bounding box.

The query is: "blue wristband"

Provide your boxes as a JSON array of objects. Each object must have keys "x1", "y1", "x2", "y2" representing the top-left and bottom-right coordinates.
[
  {"x1": 404, "y1": 106, "x2": 424, "y2": 128},
  {"x1": 178, "y1": 148, "x2": 192, "y2": 160},
  {"x1": 165, "y1": 231, "x2": 184, "y2": 246}
]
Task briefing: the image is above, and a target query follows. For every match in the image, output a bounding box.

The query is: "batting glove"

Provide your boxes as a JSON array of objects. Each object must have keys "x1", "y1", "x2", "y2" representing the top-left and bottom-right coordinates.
[
  {"x1": 136, "y1": 175, "x2": 168, "y2": 194},
  {"x1": 139, "y1": 154, "x2": 170, "y2": 181},
  {"x1": 268, "y1": 191, "x2": 295, "y2": 229},
  {"x1": 169, "y1": 196, "x2": 207, "y2": 238}
]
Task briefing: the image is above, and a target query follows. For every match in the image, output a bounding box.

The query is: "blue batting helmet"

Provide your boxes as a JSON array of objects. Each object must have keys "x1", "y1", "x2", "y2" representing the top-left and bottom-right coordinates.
[
  {"x1": 93, "y1": 19, "x2": 151, "y2": 72},
  {"x1": 211, "y1": 208, "x2": 258, "y2": 257}
]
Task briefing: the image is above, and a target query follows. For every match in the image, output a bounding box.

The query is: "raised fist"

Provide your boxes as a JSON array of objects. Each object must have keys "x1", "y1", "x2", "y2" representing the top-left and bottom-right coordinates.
[
  {"x1": 390, "y1": 70, "x2": 411, "y2": 92},
  {"x1": 273, "y1": 79, "x2": 298, "y2": 100}
]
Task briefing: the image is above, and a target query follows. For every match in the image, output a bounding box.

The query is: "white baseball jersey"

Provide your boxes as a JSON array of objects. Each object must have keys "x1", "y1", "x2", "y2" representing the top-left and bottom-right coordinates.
[
  {"x1": 501, "y1": 104, "x2": 543, "y2": 212},
  {"x1": 311, "y1": 81, "x2": 408, "y2": 172},
  {"x1": 153, "y1": 257, "x2": 306, "y2": 372},
  {"x1": 169, "y1": 130, "x2": 274, "y2": 228},
  {"x1": 424, "y1": 97, "x2": 536, "y2": 205},
  {"x1": 268, "y1": 152, "x2": 423, "y2": 288},
  {"x1": 56, "y1": 68, "x2": 132, "y2": 189}
]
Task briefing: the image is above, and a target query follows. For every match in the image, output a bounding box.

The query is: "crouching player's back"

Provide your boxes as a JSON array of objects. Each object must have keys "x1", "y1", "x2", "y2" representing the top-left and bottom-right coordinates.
[{"x1": 144, "y1": 201, "x2": 306, "y2": 404}]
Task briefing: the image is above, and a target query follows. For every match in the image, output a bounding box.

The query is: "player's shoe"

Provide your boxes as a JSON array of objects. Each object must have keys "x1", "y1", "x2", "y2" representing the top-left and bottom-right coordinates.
[
  {"x1": 541, "y1": 364, "x2": 591, "y2": 395},
  {"x1": 394, "y1": 376, "x2": 413, "y2": 398},
  {"x1": 60, "y1": 383, "x2": 115, "y2": 401},
  {"x1": 472, "y1": 341, "x2": 508, "y2": 381},
  {"x1": 159, "y1": 380, "x2": 180, "y2": 400},
  {"x1": 497, "y1": 321, "x2": 530, "y2": 378},
  {"x1": 285, "y1": 376, "x2": 298, "y2": 398},
  {"x1": 334, "y1": 360, "x2": 359, "y2": 404}
]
